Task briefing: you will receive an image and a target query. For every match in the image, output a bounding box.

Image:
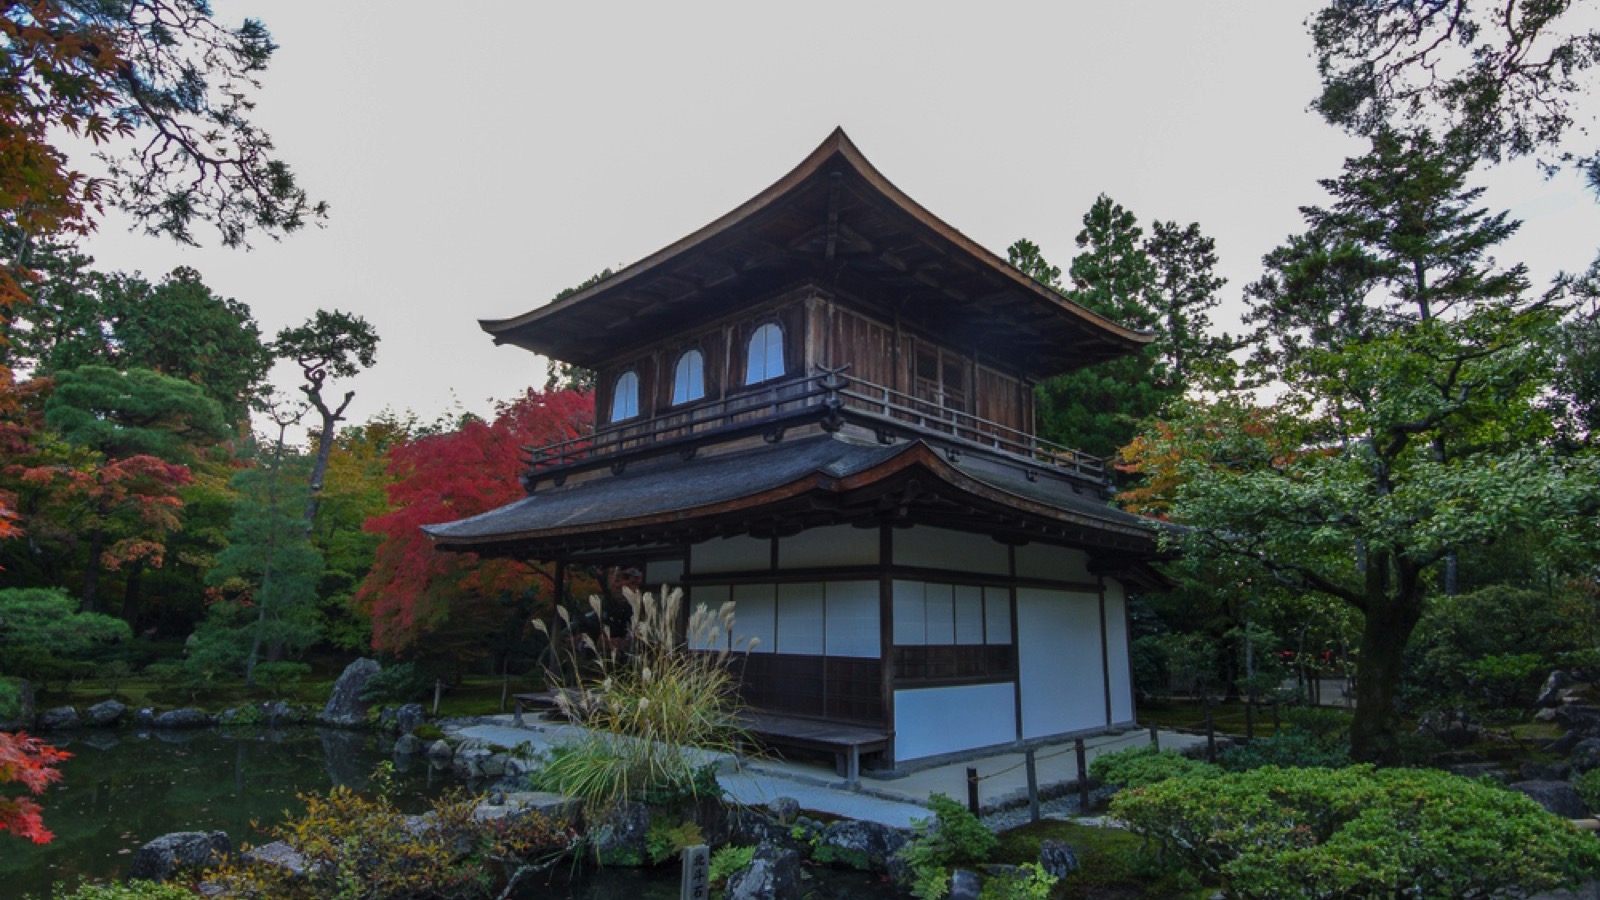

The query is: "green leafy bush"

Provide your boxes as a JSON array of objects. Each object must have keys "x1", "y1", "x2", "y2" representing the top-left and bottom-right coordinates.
[
  {"x1": 896, "y1": 793, "x2": 998, "y2": 899},
  {"x1": 1575, "y1": 769, "x2": 1600, "y2": 812},
  {"x1": 1089, "y1": 745, "x2": 1220, "y2": 789},
  {"x1": 645, "y1": 818, "x2": 705, "y2": 865},
  {"x1": 978, "y1": 862, "x2": 1057, "y2": 900},
  {"x1": 1219, "y1": 731, "x2": 1350, "y2": 771},
  {"x1": 46, "y1": 883, "x2": 196, "y2": 900},
  {"x1": 1279, "y1": 705, "x2": 1352, "y2": 741},
  {"x1": 1111, "y1": 764, "x2": 1600, "y2": 899},
  {"x1": 252, "y1": 661, "x2": 309, "y2": 695},
  {"x1": 203, "y1": 767, "x2": 578, "y2": 899},
  {"x1": 360, "y1": 661, "x2": 432, "y2": 705},
  {"x1": 709, "y1": 845, "x2": 757, "y2": 886}
]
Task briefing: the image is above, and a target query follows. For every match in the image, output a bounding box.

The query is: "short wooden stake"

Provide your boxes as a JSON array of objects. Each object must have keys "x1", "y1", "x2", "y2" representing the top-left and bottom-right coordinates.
[
  {"x1": 1075, "y1": 739, "x2": 1089, "y2": 810},
  {"x1": 1273, "y1": 702, "x2": 1281, "y2": 736},
  {"x1": 680, "y1": 844, "x2": 710, "y2": 900},
  {"x1": 432, "y1": 678, "x2": 443, "y2": 716},
  {"x1": 1245, "y1": 700, "x2": 1255, "y2": 743},
  {"x1": 1149, "y1": 723, "x2": 1160, "y2": 752},
  {"x1": 1025, "y1": 748, "x2": 1040, "y2": 824},
  {"x1": 1205, "y1": 702, "x2": 1216, "y2": 762},
  {"x1": 966, "y1": 767, "x2": 980, "y2": 816}
]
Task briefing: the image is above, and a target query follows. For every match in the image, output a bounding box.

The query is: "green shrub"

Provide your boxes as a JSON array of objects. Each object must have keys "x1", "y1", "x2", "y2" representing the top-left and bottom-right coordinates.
[
  {"x1": 252, "y1": 661, "x2": 309, "y2": 695},
  {"x1": 1089, "y1": 745, "x2": 1220, "y2": 789},
  {"x1": 1111, "y1": 764, "x2": 1600, "y2": 899},
  {"x1": 1219, "y1": 731, "x2": 1350, "y2": 771},
  {"x1": 46, "y1": 883, "x2": 197, "y2": 900},
  {"x1": 709, "y1": 845, "x2": 756, "y2": 886},
  {"x1": 360, "y1": 661, "x2": 433, "y2": 705},
  {"x1": 645, "y1": 818, "x2": 704, "y2": 865},
  {"x1": 978, "y1": 862, "x2": 1056, "y2": 900},
  {"x1": 1576, "y1": 769, "x2": 1600, "y2": 812},
  {"x1": 1278, "y1": 705, "x2": 1352, "y2": 741},
  {"x1": 896, "y1": 793, "x2": 998, "y2": 899}
]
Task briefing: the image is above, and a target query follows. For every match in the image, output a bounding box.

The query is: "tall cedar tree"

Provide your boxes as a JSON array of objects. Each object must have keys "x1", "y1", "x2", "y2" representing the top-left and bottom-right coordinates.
[
  {"x1": 1311, "y1": 0, "x2": 1600, "y2": 189},
  {"x1": 357, "y1": 387, "x2": 593, "y2": 656},
  {"x1": 1028, "y1": 196, "x2": 1168, "y2": 459},
  {"x1": 203, "y1": 413, "x2": 322, "y2": 685},
  {"x1": 1012, "y1": 201, "x2": 1228, "y2": 458},
  {"x1": 273, "y1": 311, "x2": 379, "y2": 529},
  {"x1": 1121, "y1": 130, "x2": 1598, "y2": 764}
]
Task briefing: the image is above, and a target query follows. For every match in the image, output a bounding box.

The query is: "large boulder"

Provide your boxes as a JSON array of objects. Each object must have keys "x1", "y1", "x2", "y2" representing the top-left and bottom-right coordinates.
[
  {"x1": 393, "y1": 733, "x2": 423, "y2": 756},
  {"x1": 1539, "y1": 671, "x2": 1575, "y2": 708},
  {"x1": 319, "y1": 659, "x2": 381, "y2": 727},
  {"x1": 1572, "y1": 738, "x2": 1600, "y2": 775},
  {"x1": 948, "y1": 869, "x2": 982, "y2": 900},
  {"x1": 725, "y1": 843, "x2": 802, "y2": 900},
  {"x1": 85, "y1": 700, "x2": 127, "y2": 727},
  {"x1": 592, "y1": 801, "x2": 651, "y2": 866},
  {"x1": 814, "y1": 818, "x2": 907, "y2": 871},
  {"x1": 1555, "y1": 706, "x2": 1600, "y2": 739},
  {"x1": 260, "y1": 699, "x2": 298, "y2": 727},
  {"x1": 155, "y1": 708, "x2": 213, "y2": 729},
  {"x1": 1038, "y1": 838, "x2": 1080, "y2": 878},
  {"x1": 1512, "y1": 781, "x2": 1589, "y2": 819},
  {"x1": 38, "y1": 706, "x2": 81, "y2": 730},
  {"x1": 128, "y1": 830, "x2": 231, "y2": 882},
  {"x1": 0, "y1": 679, "x2": 37, "y2": 731},
  {"x1": 395, "y1": 703, "x2": 426, "y2": 735},
  {"x1": 241, "y1": 840, "x2": 311, "y2": 878}
]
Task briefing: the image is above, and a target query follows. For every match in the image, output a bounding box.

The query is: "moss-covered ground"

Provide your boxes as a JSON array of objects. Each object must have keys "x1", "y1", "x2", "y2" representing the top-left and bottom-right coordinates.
[{"x1": 992, "y1": 820, "x2": 1213, "y2": 899}]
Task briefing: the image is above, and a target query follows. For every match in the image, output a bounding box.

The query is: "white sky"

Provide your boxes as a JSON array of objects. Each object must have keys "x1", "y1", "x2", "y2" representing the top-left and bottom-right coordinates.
[{"x1": 76, "y1": 1, "x2": 1600, "y2": 444}]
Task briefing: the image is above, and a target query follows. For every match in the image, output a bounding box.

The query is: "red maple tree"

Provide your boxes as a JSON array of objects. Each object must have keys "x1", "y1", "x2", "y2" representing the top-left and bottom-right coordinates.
[
  {"x1": 0, "y1": 732, "x2": 70, "y2": 844},
  {"x1": 357, "y1": 388, "x2": 592, "y2": 654}
]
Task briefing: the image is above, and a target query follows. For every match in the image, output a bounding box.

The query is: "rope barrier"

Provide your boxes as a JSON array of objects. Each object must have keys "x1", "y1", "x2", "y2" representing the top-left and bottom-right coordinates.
[{"x1": 969, "y1": 729, "x2": 1154, "y2": 782}]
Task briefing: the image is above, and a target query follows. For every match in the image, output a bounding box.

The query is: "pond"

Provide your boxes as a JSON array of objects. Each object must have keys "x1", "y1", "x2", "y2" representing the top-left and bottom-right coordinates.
[{"x1": 4, "y1": 727, "x2": 894, "y2": 899}]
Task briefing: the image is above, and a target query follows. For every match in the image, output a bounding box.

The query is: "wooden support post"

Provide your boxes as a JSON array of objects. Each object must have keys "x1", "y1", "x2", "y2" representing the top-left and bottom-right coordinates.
[
  {"x1": 433, "y1": 678, "x2": 443, "y2": 716},
  {"x1": 847, "y1": 746, "x2": 860, "y2": 789},
  {"x1": 1205, "y1": 702, "x2": 1216, "y2": 762},
  {"x1": 1273, "y1": 702, "x2": 1281, "y2": 737},
  {"x1": 966, "y1": 767, "x2": 980, "y2": 816},
  {"x1": 1149, "y1": 723, "x2": 1160, "y2": 752},
  {"x1": 1075, "y1": 739, "x2": 1089, "y2": 810},
  {"x1": 1025, "y1": 748, "x2": 1040, "y2": 824}
]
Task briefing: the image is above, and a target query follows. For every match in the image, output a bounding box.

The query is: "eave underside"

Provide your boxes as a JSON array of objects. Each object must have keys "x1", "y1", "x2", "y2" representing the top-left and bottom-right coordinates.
[{"x1": 426, "y1": 434, "x2": 1162, "y2": 575}]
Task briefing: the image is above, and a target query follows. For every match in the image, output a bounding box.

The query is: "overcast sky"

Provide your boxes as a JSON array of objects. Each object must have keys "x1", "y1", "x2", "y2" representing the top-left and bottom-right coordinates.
[{"x1": 77, "y1": 1, "x2": 1600, "y2": 443}]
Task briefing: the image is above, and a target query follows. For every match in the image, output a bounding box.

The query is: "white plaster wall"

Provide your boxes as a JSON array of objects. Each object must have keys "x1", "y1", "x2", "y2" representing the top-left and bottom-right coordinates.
[
  {"x1": 776, "y1": 583, "x2": 826, "y2": 654},
  {"x1": 892, "y1": 580, "x2": 926, "y2": 645},
  {"x1": 984, "y1": 587, "x2": 1011, "y2": 644},
  {"x1": 1104, "y1": 580, "x2": 1134, "y2": 723},
  {"x1": 894, "y1": 682, "x2": 1017, "y2": 760},
  {"x1": 643, "y1": 558, "x2": 685, "y2": 589},
  {"x1": 1016, "y1": 588, "x2": 1105, "y2": 738},
  {"x1": 823, "y1": 580, "x2": 880, "y2": 658},
  {"x1": 687, "y1": 583, "x2": 731, "y2": 651},
  {"x1": 895, "y1": 526, "x2": 1008, "y2": 575},
  {"x1": 779, "y1": 524, "x2": 878, "y2": 568},
  {"x1": 1014, "y1": 544, "x2": 1092, "y2": 583},
  {"x1": 733, "y1": 584, "x2": 776, "y2": 653},
  {"x1": 954, "y1": 585, "x2": 984, "y2": 645},
  {"x1": 694, "y1": 535, "x2": 771, "y2": 573}
]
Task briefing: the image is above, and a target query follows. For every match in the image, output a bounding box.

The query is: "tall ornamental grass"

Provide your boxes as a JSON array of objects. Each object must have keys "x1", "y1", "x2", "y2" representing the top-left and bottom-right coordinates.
[{"x1": 532, "y1": 586, "x2": 752, "y2": 815}]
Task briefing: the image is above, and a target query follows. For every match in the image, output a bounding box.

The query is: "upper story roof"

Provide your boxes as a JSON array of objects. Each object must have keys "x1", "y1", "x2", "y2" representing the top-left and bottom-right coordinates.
[{"x1": 481, "y1": 128, "x2": 1152, "y2": 379}]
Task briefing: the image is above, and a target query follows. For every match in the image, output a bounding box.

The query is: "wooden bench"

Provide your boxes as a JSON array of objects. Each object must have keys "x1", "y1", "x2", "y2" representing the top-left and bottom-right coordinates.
[
  {"x1": 511, "y1": 691, "x2": 563, "y2": 725},
  {"x1": 738, "y1": 711, "x2": 890, "y2": 787}
]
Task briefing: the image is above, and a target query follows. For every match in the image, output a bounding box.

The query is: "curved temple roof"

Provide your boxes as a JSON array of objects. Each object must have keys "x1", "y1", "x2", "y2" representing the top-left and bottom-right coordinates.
[{"x1": 481, "y1": 128, "x2": 1153, "y2": 378}]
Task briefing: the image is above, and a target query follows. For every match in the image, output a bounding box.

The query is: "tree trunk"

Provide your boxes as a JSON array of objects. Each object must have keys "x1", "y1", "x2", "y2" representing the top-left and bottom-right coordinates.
[
  {"x1": 1349, "y1": 560, "x2": 1426, "y2": 765},
  {"x1": 81, "y1": 527, "x2": 105, "y2": 612},
  {"x1": 121, "y1": 562, "x2": 144, "y2": 630}
]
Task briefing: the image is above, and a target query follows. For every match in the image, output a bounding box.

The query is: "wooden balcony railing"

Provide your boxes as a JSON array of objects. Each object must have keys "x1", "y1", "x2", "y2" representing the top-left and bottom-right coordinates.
[{"x1": 522, "y1": 370, "x2": 1105, "y2": 480}]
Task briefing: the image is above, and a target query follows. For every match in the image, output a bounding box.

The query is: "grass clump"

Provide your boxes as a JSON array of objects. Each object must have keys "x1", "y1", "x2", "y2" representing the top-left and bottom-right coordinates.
[{"x1": 531, "y1": 586, "x2": 750, "y2": 818}]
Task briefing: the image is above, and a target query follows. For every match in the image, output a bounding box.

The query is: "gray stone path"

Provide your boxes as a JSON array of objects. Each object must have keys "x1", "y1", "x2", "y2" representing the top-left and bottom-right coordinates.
[{"x1": 449, "y1": 716, "x2": 1205, "y2": 828}]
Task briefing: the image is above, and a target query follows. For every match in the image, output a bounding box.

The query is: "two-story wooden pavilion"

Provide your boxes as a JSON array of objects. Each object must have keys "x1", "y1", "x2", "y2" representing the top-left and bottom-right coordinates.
[{"x1": 427, "y1": 128, "x2": 1163, "y2": 770}]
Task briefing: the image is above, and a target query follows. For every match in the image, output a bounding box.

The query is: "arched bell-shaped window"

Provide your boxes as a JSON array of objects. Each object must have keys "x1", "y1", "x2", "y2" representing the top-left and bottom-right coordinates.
[
  {"x1": 745, "y1": 322, "x2": 785, "y2": 385},
  {"x1": 610, "y1": 370, "x2": 640, "y2": 421},
  {"x1": 672, "y1": 349, "x2": 706, "y2": 405}
]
